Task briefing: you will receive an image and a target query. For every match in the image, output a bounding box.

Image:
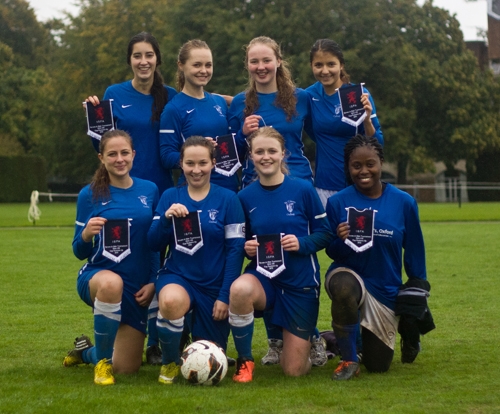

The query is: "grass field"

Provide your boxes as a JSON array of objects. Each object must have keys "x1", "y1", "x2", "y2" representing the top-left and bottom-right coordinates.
[
  {"x1": 1, "y1": 202, "x2": 499, "y2": 413},
  {"x1": 3, "y1": 201, "x2": 500, "y2": 228}
]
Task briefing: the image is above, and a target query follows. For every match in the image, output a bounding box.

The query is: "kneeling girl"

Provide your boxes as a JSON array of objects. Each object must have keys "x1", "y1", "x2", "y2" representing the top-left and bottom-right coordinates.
[
  {"x1": 229, "y1": 127, "x2": 331, "y2": 382},
  {"x1": 148, "y1": 136, "x2": 245, "y2": 384}
]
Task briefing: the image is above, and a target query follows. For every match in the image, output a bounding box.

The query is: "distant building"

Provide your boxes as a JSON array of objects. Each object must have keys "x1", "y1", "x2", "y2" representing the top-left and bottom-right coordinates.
[
  {"x1": 488, "y1": 0, "x2": 500, "y2": 74},
  {"x1": 382, "y1": 161, "x2": 468, "y2": 203},
  {"x1": 382, "y1": 3, "x2": 500, "y2": 203},
  {"x1": 466, "y1": 41, "x2": 489, "y2": 70},
  {"x1": 465, "y1": 1, "x2": 500, "y2": 74}
]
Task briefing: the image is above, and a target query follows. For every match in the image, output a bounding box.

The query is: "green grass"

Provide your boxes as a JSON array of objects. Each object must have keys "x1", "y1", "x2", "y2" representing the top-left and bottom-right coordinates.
[
  {"x1": 1, "y1": 202, "x2": 76, "y2": 227},
  {"x1": 417, "y1": 202, "x2": 500, "y2": 221},
  {"x1": 1, "y1": 218, "x2": 500, "y2": 412},
  {"x1": 2, "y1": 201, "x2": 500, "y2": 228}
]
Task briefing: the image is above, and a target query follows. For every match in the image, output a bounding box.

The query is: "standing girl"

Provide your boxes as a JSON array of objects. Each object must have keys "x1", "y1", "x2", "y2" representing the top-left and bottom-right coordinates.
[
  {"x1": 229, "y1": 127, "x2": 331, "y2": 382},
  {"x1": 63, "y1": 130, "x2": 159, "y2": 385},
  {"x1": 86, "y1": 32, "x2": 177, "y2": 196},
  {"x1": 159, "y1": 40, "x2": 239, "y2": 192},
  {"x1": 306, "y1": 39, "x2": 383, "y2": 207},
  {"x1": 148, "y1": 136, "x2": 245, "y2": 384},
  {"x1": 228, "y1": 36, "x2": 313, "y2": 188}
]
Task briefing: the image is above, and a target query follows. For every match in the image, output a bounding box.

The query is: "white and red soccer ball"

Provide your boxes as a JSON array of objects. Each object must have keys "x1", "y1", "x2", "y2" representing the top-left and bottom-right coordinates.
[{"x1": 180, "y1": 340, "x2": 228, "y2": 385}]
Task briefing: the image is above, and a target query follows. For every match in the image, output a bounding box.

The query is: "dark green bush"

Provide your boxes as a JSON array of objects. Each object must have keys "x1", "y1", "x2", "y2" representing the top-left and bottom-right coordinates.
[{"x1": 0, "y1": 155, "x2": 47, "y2": 202}]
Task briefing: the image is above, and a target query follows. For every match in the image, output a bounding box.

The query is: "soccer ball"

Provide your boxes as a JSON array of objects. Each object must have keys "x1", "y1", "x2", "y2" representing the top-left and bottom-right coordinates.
[{"x1": 180, "y1": 340, "x2": 228, "y2": 385}]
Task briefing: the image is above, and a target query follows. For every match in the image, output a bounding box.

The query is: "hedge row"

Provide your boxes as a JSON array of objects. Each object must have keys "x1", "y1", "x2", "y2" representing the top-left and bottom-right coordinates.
[{"x1": 0, "y1": 155, "x2": 47, "y2": 202}]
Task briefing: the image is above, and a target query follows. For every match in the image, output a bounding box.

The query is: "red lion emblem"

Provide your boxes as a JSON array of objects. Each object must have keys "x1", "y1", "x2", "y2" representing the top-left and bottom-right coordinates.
[
  {"x1": 264, "y1": 241, "x2": 275, "y2": 255},
  {"x1": 355, "y1": 216, "x2": 366, "y2": 230},
  {"x1": 111, "y1": 226, "x2": 121, "y2": 240},
  {"x1": 95, "y1": 107, "x2": 105, "y2": 120},
  {"x1": 182, "y1": 219, "x2": 192, "y2": 232},
  {"x1": 346, "y1": 91, "x2": 357, "y2": 105},
  {"x1": 219, "y1": 142, "x2": 229, "y2": 156}
]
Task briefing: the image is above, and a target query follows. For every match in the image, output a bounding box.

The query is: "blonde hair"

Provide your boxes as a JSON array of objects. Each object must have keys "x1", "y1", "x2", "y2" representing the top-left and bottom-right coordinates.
[
  {"x1": 243, "y1": 37, "x2": 297, "y2": 121},
  {"x1": 176, "y1": 39, "x2": 211, "y2": 91},
  {"x1": 247, "y1": 126, "x2": 289, "y2": 176}
]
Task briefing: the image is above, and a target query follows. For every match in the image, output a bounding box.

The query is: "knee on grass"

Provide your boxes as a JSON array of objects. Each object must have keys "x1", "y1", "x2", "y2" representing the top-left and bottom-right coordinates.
[
  {"x1": 361, "y1": 329, "x2": 394, "y2": 373},
  {"x1": 280, "y1": 356, "x2": 311, "y2": 377}
]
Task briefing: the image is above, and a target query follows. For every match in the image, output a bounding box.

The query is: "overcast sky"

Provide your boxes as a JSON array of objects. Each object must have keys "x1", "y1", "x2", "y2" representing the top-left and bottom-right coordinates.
[{"x1": 28, "y1": 0, "x2": 488, "y2": 41}]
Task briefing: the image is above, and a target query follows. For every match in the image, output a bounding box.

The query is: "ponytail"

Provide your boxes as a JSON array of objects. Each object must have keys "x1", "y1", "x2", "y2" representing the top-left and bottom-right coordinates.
[
  {"x1": 151, "y1": 70, "x2": 168, "y2": 122},
  {"x1": 90, "y1": 164, "x2": 111, "y2": 203}
]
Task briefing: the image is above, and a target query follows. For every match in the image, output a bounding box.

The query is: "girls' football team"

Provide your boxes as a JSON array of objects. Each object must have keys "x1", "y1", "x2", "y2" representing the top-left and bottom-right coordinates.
[{"x1": 64, "y1": 33, "x2": 429, "y2": 385}]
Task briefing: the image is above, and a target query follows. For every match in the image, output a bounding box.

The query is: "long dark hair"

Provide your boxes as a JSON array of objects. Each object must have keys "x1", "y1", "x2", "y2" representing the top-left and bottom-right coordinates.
[
  {"x1": 344, "y1": 134, "x2": 384, "y2": 186},
  {"x1": 90, "y1": 130, "x2": 134, "y2": 202},
  {"x1": 127, "y1": 32, "x2": 168, "y2": 122},
  {"x1": 310, "y1": 39, "x2": 350, "y2": 84}
]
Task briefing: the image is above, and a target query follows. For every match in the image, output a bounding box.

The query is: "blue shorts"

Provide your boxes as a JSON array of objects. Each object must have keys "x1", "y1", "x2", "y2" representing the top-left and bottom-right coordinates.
[
  {"x1": 77, "y1": 264, "x2": 148, "y2": 335},
  {"x1": 247, "y1": 269, "x2": 319, "y2": 340},
  {"x1": 156, "y1": 273, "x2": 230, "y2": 351}
]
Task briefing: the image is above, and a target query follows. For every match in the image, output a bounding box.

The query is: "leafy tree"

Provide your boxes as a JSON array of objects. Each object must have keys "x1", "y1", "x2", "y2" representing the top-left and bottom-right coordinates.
[
  {"x1": 161, "y1": 0, "x2": 346, "y2": 94},
  {"x1": 0, "y1": 40, "x2": 51, "y2": 157},
  {"x1": 37, "y1": 0, "x2": 500, "y2": 185},
  {"x1": 0, "y1": 0, "x2": 50, "y2": 68},
  {"x1": 412, "y1": 2, "x2": 500, "y2": 178},
  {"x1": 0, "y1": 0, "x2": 53, "y2": 161},
  {"x1": 41, "y1": 0, "x2": 182, "y2": 182},
  {"x1": 315, "y1": 0, "x2": 500, "y2": 182}
]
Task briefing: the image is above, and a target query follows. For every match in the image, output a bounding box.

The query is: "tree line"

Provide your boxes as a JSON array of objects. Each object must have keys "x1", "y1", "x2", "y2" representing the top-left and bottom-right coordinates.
[{"x1": 1, "y1": 0, "x2": 500, "y2": 185}]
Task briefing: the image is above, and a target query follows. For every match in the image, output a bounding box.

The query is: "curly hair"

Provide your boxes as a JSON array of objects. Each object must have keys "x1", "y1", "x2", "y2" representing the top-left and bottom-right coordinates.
[{"x1": 243, "y1": 37, "x2": 297, "y2": 121}]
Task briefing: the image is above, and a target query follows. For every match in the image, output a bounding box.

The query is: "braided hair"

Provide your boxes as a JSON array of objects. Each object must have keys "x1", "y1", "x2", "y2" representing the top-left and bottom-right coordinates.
[{"x1": 343, "y1": 134, "x2": 384, "y2": 186}]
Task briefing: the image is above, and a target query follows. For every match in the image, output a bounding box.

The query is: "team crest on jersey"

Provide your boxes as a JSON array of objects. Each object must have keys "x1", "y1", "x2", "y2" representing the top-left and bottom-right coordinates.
[
  {"x1": 208, "y1": 209, "x2": 219, "y2": 222},
  {"x1": 214, "y1": 105, "x2": 224, "y2": 117},
  {"x1": 138, "y1": 196, "x2": 149, "y2": 207},
  {"x1": 334, "y1": 104, "x2": 341, "y2": 116},
  {"x1": 284, "y1": 200, "x2": 296, "y2": 216}
]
